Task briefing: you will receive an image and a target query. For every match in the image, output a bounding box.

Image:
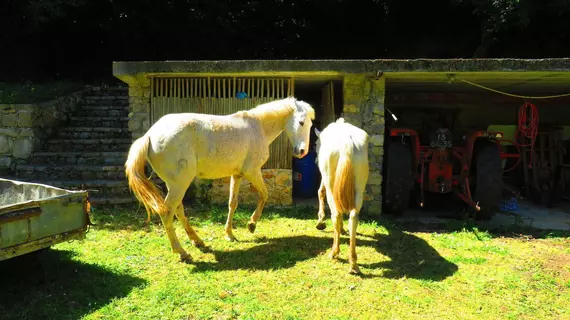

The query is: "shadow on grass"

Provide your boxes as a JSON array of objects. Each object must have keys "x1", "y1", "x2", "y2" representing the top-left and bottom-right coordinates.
[
  {"x1": 362, "y1": 229, "x2": 459, "y2": 281},
  {"x1": 375, "y1": 213, "x2": 570, "y2": 240},
  {"x1": 191, "y1": 232, "x2": 458, "y2": 281},
  {"x1": 0, "y1": 249, "x2": 147, "y2": 320}
]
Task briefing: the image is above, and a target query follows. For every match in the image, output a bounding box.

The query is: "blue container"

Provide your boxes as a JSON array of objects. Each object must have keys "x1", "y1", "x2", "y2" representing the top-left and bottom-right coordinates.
[{"x1": 292, "y1": 150, "x2": 319, "y2": 198}]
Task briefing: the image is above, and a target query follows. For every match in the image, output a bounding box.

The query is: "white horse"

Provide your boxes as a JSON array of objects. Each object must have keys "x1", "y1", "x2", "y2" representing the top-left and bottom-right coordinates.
[
  {"x1": 313, "y1": 118, "x2": 369, "y2": 274},
  {"x1": 125, "y1": 97, "x2": 315, "y2": 263}
]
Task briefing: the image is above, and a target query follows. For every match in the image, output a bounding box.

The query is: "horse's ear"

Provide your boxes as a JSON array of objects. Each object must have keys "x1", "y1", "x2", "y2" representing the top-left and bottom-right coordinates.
[{"x1": 314, "y1": 128, "x2": 321, "y2": 137}]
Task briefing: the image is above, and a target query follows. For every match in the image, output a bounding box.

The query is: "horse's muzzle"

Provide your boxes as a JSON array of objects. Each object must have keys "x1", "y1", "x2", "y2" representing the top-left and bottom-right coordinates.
[{"x1": 293, "y1": 147, "x2": 306, "y2": 158}]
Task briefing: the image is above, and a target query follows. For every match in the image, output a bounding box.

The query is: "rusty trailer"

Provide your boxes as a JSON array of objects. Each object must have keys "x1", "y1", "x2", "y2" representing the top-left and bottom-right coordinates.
[{"x1": 0, "y1": 178, "x2": 91, "y2": 262}]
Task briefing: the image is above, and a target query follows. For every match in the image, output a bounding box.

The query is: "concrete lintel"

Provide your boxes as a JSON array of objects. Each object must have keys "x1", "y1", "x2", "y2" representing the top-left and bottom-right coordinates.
[{"x1": 112, "y1": 59, "x2": 570, "y2": 81}]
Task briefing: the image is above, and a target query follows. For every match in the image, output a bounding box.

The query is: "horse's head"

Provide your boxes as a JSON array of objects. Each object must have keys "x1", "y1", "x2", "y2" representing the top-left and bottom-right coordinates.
[{"x1": 284, "y1": 98, "x2": 315, "y2": 158}]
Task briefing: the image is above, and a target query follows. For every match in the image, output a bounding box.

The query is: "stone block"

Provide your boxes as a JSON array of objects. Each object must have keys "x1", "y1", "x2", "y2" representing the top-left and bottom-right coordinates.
[
  {"x1": 371, "y1": 146, "x2": 383, "y2": 156},
  {"x1": 142, "y1": 119, "x2": 150, "y2": 131},
  {"x1": 343, "y1": 86, "x2": 363, "y2": 102},
  {"x1": 363, "y1": 200, "x2": 382, "y2": 215},
  {"x1": 275, "y1": 170, "x2": 291, "y2": 186},
  {"x1": 131, "y1": 132, "x2": 143, "y2": 139},
  {"x1": 343, "y1": 104, "x2": 359, "y2": 113},
  {"x1": 0, "y1": 156, "x2": 12, "y2": 169},
  {"x1": 370, "y1": 134, "x2": 384, "y2": 146},
  {"x1": 2, "y1": 113, "x2": 18, "y2": 127},
  {"x1": 368, "y1": 171, "x2": 383, "y2": 185},
  {"x1": 0, "y1": 136, "x2": 12, "y2": 154},
  {"x1": 0, "y1": 128, "x2": 18, "y2": 138},
  {"x1": 19, "y1": 128, "x2": 35, "y2": 137},
  {"x1": 367, "y1": 185, "x2": 382, "y2": 196},
  {"x1": 131, "y1": 102, "x2": 150, "y2": 113},
  {"x1": 373, "y1": 104, "x2": 385, "y2": 116},
  {"x1": 341, "y1": 114, "x2": 362, "y2": 127},
  {"x1": 128, "y1": 119, "x2": 141, "y2": 132},
  {"x1": 18, "y1": 110, "x2": 34, "y2": 127},
  {"x1": 13, "y1": 138, "x2": 34, "y2": 158}
]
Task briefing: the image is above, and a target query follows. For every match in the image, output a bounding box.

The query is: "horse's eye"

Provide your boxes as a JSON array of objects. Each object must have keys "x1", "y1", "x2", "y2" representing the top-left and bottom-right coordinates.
[{"x1": 299, "y1": 121, "x2": 305, "y2": 126}]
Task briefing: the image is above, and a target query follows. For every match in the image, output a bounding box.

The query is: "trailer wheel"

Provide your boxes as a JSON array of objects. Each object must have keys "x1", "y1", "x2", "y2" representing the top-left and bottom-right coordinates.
[
  {"x1": 383, "y1": 137, "x2": 412, "y2": 215},
  {"x1": 474, "y1": 141, "x2": 503, "y2": 220}
]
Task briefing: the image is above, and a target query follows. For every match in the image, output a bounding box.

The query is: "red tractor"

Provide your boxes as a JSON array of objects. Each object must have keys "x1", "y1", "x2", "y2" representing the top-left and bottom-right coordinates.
[{"x1": 383, "y1": 127, "x2": 520, "y2": 220}]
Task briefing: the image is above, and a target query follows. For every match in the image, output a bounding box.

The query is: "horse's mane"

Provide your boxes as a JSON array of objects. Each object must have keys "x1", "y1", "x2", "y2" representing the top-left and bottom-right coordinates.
[{"x1": 239, "y1": 96, "x2": 315, "y2": 122}]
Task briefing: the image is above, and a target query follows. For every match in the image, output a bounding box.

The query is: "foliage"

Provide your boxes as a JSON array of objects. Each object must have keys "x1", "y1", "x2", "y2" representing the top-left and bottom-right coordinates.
[
  {"x1": 0, "y1": 80, "x2": 84, "y2": 104},
  {"x1": 1, "y1": 204, "x2": 568, "y2": 319},
  {"x1": 2, "y1": 0, "x2": 570, "y2": 80},
  {"x1": 453, "y1": 0, "x2": 570, "y2": 56}
]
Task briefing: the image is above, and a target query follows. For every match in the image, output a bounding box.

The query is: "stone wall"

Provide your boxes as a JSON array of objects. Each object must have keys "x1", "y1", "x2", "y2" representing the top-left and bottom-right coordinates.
[
  {"x1": 127, "y1": 84, "x2": 151, "y2": 139},
  {"x1": 0, "y1": 92, "x2": 82, "y2": 174},
  {"x1": 188, "y1": 169, "x2": 293, "y2": 207},
  {"x1": 342, "y1": 74, "x2": 386, "y2": 215}
]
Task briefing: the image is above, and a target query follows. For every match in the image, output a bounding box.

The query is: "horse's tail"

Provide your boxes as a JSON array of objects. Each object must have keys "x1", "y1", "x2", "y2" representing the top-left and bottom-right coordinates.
[
  {"x1": 333, "y1": 142, "x2": 355, "y2": 214},
  {"x1": 125, "y1": 135, "x2": 167, "y2": 223}
]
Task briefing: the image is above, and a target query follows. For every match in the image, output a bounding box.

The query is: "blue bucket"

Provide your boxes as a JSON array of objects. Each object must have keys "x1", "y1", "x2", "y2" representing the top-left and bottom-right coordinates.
[
  {"x1": 499, "y1": 197, "x2": 519, "y2": 212},
  {"x1": 292, "y1": 150, "x2": 319, "y2": 198}
]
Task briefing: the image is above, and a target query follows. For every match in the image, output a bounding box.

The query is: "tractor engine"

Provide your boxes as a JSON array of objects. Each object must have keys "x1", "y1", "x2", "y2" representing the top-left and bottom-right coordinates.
[{"x1": 426, "y1": 128, "x2": 454, "y2": 194}]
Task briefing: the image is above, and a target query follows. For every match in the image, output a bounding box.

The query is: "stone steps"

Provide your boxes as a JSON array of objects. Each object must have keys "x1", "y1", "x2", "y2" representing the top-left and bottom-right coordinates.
[
  {"x1": 15, "y1": 164, "x2": 127, "y2": 181},
  {"x1": 44, "y1": 139, "x2": 132, "y2": 152},
  {"x1": 84, "y1": 86, "x2": 129, "y2": 96},
  {"x1": 80, "y1": 105, "x2": 130, "y2": 111},
  {"x1": 30, "y1": 151, "x2": 127, "y2": 165},
  {"x1": 56, "y1": 127, "x2": 130, "y2": 139},
  {"x1": 68, "y1": 116, "x2": 129, "y2": 128},
  {"x1": 76, "y1": 109, "x2": 128, "y2": 118},
  {"x1": 83, "y1": 96, "x2": 129, "y2": 106},
  {"x1": 11, "y1": 86, "x2": 138, "y2": 207}
]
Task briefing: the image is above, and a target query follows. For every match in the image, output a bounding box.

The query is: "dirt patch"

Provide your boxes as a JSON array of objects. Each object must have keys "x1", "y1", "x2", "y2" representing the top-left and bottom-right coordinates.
[{"x1": 543, "y1": 253, "x2": 570, "y2": 282}]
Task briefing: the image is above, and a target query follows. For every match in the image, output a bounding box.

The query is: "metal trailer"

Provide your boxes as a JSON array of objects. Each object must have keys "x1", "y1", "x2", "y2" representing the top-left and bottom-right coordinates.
[{"x1": 0, "y1": 178, "x2": 91, "y2": 262}]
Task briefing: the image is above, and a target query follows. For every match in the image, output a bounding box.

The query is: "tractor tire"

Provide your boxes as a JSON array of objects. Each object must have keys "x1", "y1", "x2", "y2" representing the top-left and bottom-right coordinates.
[
  {"x1": 383, "y1": 138, "x2": 412, "y2": 215},
  {"x1": 473, "y1": 141, "x2": 503, "y2": 220}
]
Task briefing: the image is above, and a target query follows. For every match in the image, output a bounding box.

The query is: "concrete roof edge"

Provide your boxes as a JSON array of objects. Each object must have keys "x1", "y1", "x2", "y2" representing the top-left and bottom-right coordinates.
[{"x1": 112, "y1": 58, "x2": 570, "y2": 77}]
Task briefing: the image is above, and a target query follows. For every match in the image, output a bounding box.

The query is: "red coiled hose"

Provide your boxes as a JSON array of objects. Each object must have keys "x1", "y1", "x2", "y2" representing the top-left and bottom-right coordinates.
[{"x1": 515, "y1": 102, "x2": 539, "y2": 168}]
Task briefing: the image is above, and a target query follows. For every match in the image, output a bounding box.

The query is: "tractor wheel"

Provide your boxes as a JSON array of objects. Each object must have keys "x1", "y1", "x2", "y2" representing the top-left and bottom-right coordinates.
[
  {"x1": 473, "y1": 141, "x2": 503, "y2": 220},
  {"x1": 383, "y1": 137, "x2": 412, "y2": 215}
]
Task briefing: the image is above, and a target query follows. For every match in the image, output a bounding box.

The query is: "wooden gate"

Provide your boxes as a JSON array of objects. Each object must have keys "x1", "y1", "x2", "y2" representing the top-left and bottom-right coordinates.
[
  {"x1": 149, "y1": 77, "x2": 295, "y2": 169},
  {"x1": 321, "y1": 81, "x2": 336, "y2": 128}
]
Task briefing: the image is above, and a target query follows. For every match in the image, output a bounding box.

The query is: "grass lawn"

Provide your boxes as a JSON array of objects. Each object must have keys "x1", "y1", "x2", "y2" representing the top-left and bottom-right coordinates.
[{"x1": 1, "y1": 204, "x2": 569, "y2": 320}]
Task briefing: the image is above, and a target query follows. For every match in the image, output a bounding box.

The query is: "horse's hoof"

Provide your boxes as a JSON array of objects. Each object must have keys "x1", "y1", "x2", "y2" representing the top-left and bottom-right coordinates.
[
  {"x1": 247, "y1": 222, "x2": 256, "y2": 233},
  {"x1": 195, "y1": 242, "x2": 212, "y2": 253},
  {"x1": 225, "y1": 235, "x2": 238, "y2": 242},
  {"x1": 349, "y1": 266, "x2": 362, "y2": 275},
  {"x1": 193, "y1": 240, "x2": 206, "y2": 248},
  {"x1": 329, "y1": 252, "x2": 339, "y2": 260},
  {"x1": 180, "y1": 253, "x2": 193, "y2": 264},
  {"x1": 316, "y1": 222, "x2": 326, "y2": 230}
]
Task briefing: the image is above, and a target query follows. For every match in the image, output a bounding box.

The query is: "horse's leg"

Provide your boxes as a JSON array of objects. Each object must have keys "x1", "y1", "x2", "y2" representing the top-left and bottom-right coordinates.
[
  {"x1": 348, "y1": 168, "x2": 366, "y2": 275},
  {"x1": 174, "y1": 203, "x2": 209, "y2": 252},
  {"x1": 348, "y1": 207, "x2": 361, "y2": 274},
  {"x1": 160, "y1": 184, "x2": 192, "y2": 263},
  {"x1": 316, "y1": 181, "x2": 327, "y2": 230},
  {"x1": 156, "y1": 157, "x2": 197, "y2": 263},
  {"x1": 244, "y1": 170, "x2": 268, "y2": 233},
  {"x1": 225, "y1": 175, "x2": 242, "y2": 242},
  {"x1": 330, "y1": 208, "x2": 343, "y2": 260},
  {"x1": 318, "y1": 179, "x2": 348, "y2": 235}
]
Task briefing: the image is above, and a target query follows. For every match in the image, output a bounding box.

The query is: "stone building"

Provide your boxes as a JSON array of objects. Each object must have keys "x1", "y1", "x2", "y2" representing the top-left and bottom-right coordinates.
[{"x1": 113, "y1": 59, "x2": 570, "y2": 214}]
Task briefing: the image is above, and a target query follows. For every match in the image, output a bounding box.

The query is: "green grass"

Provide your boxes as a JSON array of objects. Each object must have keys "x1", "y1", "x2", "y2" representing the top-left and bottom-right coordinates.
[
  {"x1": 1, "y1": 204, "x2": 569, "y2": 320},
  {"x1": 0, "y1": 80, "x2": 84, "y2": 104}
]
